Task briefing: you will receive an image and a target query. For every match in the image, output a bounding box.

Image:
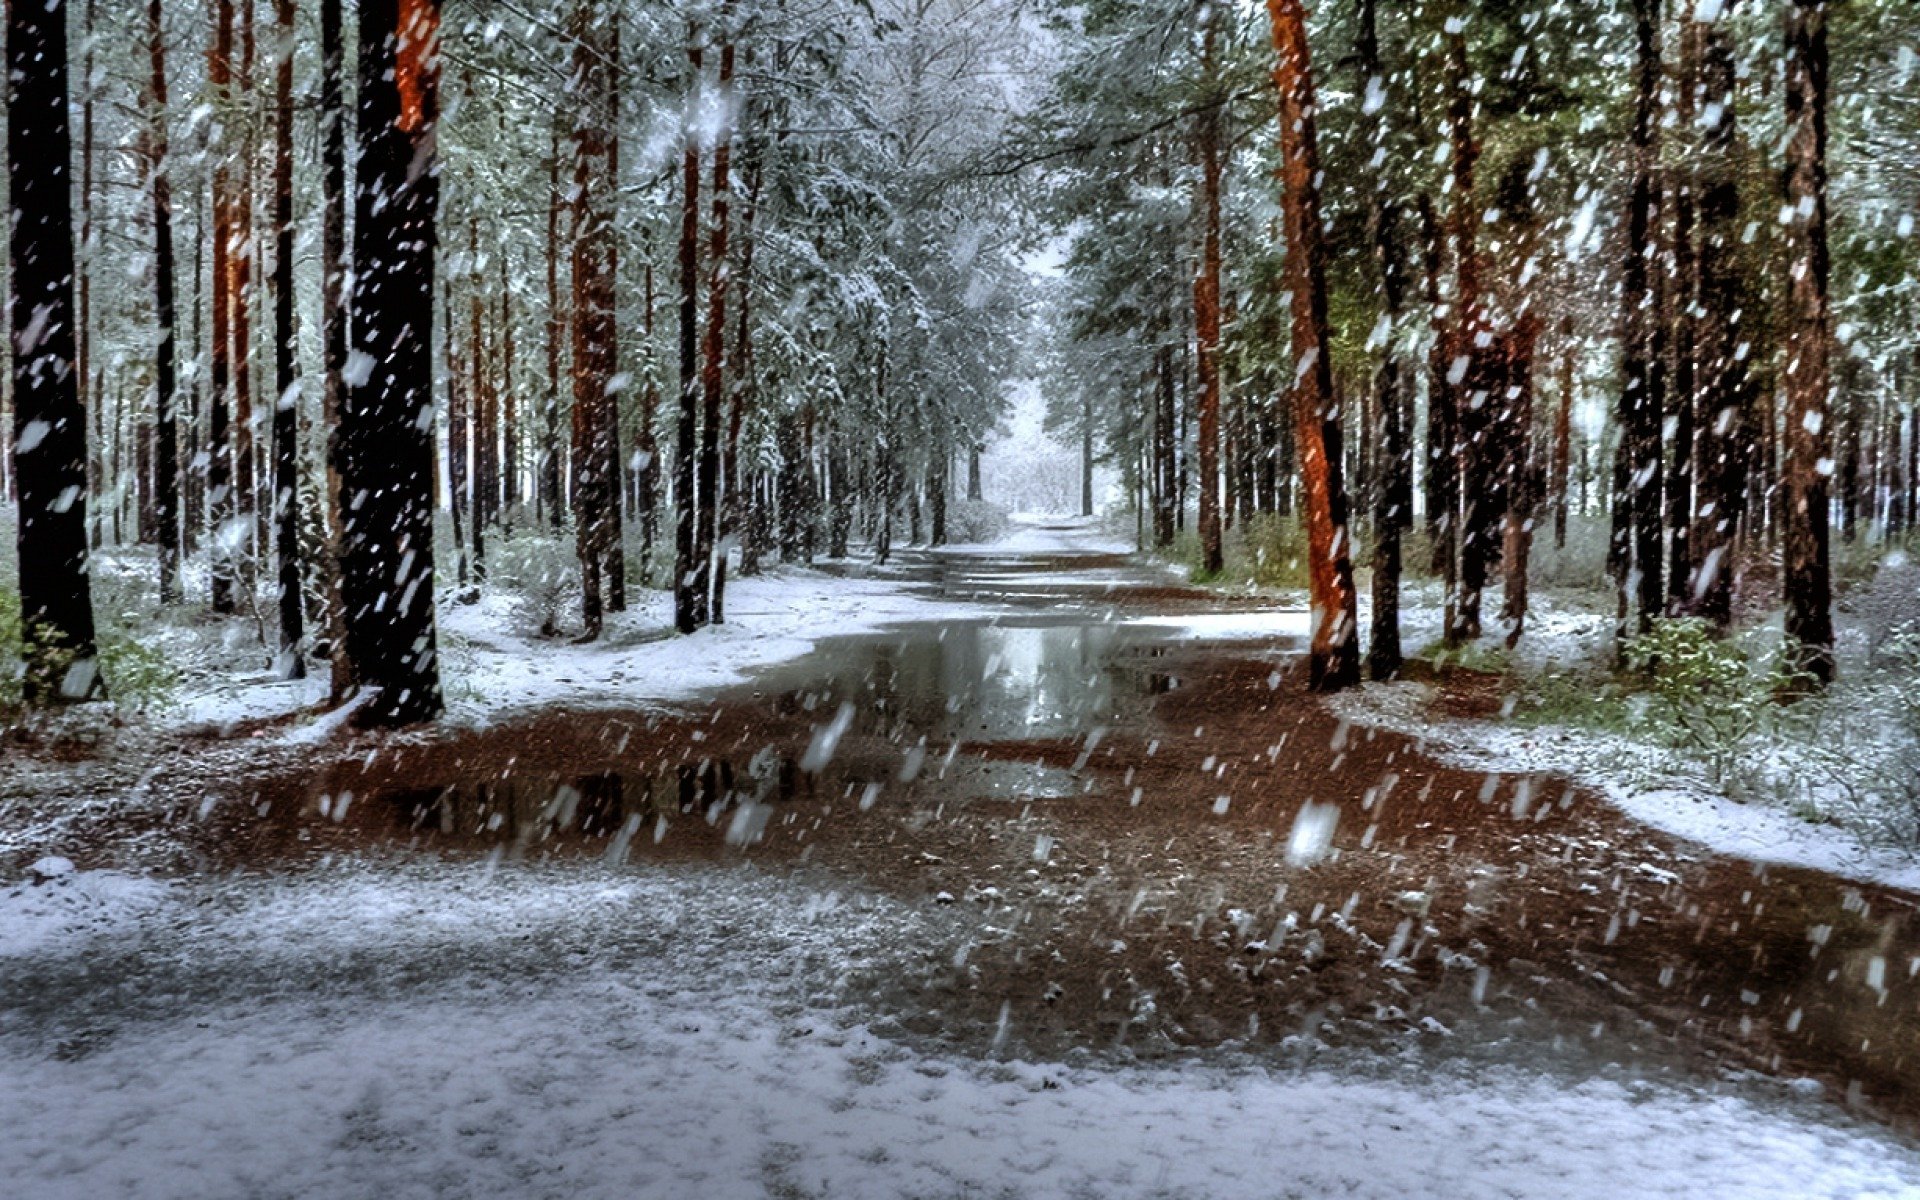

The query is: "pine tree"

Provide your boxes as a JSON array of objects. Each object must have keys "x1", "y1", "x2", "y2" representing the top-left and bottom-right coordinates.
[
  {"x1": 8, "y1": 0, "x2": 107, "y2": 702},
  {"x1": 338, "y1": 0, "x2": 445, "y2": 725}
]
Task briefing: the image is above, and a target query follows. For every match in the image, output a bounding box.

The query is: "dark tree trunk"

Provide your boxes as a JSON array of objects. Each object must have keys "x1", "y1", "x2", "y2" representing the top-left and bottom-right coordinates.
[
  {"x1": 148, "y1": 0, "x2": 183, "y2": 605},
  {"x1": 1417, "y1": 195, "x2": 1457, "y2": 609},
  {"x1": 542, "y1": 128, "x2": 566, "y2": 531},
  {"x1": 209, "y1": 0, "x2": 239, "y2": 615},
  {"x1": 1193, "y1": 11, "x2": 1224, "y2": 577},
  {"x1": 967, "y1": 443, "x2": 983, "y2": 502},
  {"x1": 1552, "y1": 315, "x2": 1574, "y2": 549},
  {"x1": 235, "y1": 0, "x2": 259, "y2": 566},
  {"x1": 446, "y1": 280, "x2": 469, "y2": 588},
  {"x1": 1442, "y1": 31, "x2": 1495, "y2": 644},
  {"x1": 570, "y1": 2, "x2": 619, "y2": 641},
  {"x1": 702, "y1": 35, "x2": 735, "y2": 623},
  {"x1": 8, "y1": 0, "x2": 106, "y2": 702},
  {"x1": 1266, "y1": 0, "x2": 1360, "y2": 691},
  {"x1": 1358, "y1": 0, "x2": 1407, "y2": 680},
  {"x1": 1081, "y1": 392, "x2": 1094, "y2": 517},
  {"x1": 339, "y1": 0, "x2": 445, "y2": 725},
  {"x1": 1688, "y1": 0, "x2": 1745, "y2": 626},
  {"x1": 1153, "y1": 343, "x2": 1176, "y2": 547},
  {"x1": 271, "y1": 0, "x2": 304, "y2": 678},
  {"x1": 673, "y1": 29, "x2": 704, "y2": 633},
  {"x1": 1782, "y1": 0, "x2": 1834, "y2": 686},
  {"x1": 320, "y1": 0, "x2": 354, "y2": 701},
  {"x1": 1617, "y1": 0, "x2": 1667, "y2": 641}
]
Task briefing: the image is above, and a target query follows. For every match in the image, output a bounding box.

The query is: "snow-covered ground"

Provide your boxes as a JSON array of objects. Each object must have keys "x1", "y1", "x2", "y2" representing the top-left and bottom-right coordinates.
[{"x1": 4, "y1": 862, "x2": 1915, "y2": 1200}]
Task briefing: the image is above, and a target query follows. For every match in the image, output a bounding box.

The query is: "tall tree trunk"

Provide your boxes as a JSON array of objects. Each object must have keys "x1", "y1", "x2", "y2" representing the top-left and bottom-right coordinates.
[
  {"x1": 79, "y1": 0, "x2": 97, "y2": 549},
  {"x1": 1153, "y1": 341, "x2": 1176, "y2": 546},
  {"x1": 320, "y1": 0, "x2": 354, "y2": 700},
  {"x1": 235, "y1": 0, "x2": 259, "y2": 569},
  {"x1": 446, "y1": 280, "x2": 469, "y2": 588},
  {"x1": 673, "y1": 28, "x2": 704, "y2": 633},
  {"x1": 1358, "y1": 0, "x2": 1407, "y2": 680},
  {"x1": 1552, "y1": 314, "x2": 1574, "y2": 549},
  {"x1": 701, "y1": 33, "x2": 735, "y2": 623},
  {"x1": 1667, "y1": 11, "x2": 1699, "y2": 609},
  {"x1": 1081, "y1": 391, "x2": 1094, "y2": 517},
  {"x1": 340, "y1": 0, "x2": 445, "y2": 725},
  {"x1": 500, "y1": 282, "x2": 519, "y2": 521},
  {"x1": 1618, "y1": 0, "x2": 1667, "y2": 640},
  {"x1": 466, "y1": 220, "x2": 488, "y2": 582},
  {"x1": 1193, "y1": 11, "x2": 1225, "y2": 577},
  {"x1": 209, "y1": 0, "x2": 239, "y2": 614},
  {"x1": 1265, "y1": 0, "x2": 1360, "y2": 691},
  {"x1": 1782, "y1": 0, "x2": 1834, "y2": 686},
  {"x1": 638, "y1": 260, "x2": 660, "y2": 555},
  {"x1": 727, "y1": 149, "x2": 761, "y2": 576},
  {"x1": 271, "y1": 0, "x2": 304, "y2": 677},
  {"x1": 1443, "y1": 29, "x2": 1494, "y2": 643},
  {"x1": 148, "y1": 0, "x2": 183, "y2": 604},
  {"x1": 1688, "y1": 0, "x2": 1745, "y2": 625},
  {"x1": 1418, "y1": 194, "x2": 1457, "y2": 615},
  {"x1": 570, "y1": 0, "x2": 619, "y2": 640},
  {"x1": 542, "y1": 125, "x2": 566, "y2": 531},
  {"x1": 8, "y1": 0, "x2": 106, "y2": 701}
]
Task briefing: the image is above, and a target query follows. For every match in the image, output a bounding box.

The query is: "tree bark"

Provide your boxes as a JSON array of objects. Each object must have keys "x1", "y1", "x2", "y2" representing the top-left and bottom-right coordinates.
[
  {"x1": 702, "y1": 34, "x2": 735, "y2": 623},
  {"x1": 209, "y1": 0, "x2": 239, "y2": 614},
  {"x1": 320, "y1": 0, "x2": 355, "y2": 700},
  {"x1": 1617, "y1": 0, "x2": 1667, "y2": 641},
  {"x1": 272, "y1": 0, "x2": 304, "y2": 677},
  {"x1": 148, "y1": 0, "x2": 183, "y2": 604},
  {"x1": 1358, "y1": 0, "x2": 1407, "y2": 680},
  {"x1": 570, "y1": 3, "x2": 620, "y2": 639},
  {"x1": 340, "y1": 0, "x2": 445, "y2": 725},
  {"x1": 1265, "y1": 0, "x2": 1360, "y2": 691},
  {"x1": 8, "y1": 0, "x2": 106, "y2": 701},
  {"x1": 1193, "y1": 11, "x2": 1225, "y2": 577},
  {"x1": 673, "y1": 28, "x2": 704, "y2": 633},
  {"x1": 1782, "y1": 0, "x2": 1834, "y2": 685}
]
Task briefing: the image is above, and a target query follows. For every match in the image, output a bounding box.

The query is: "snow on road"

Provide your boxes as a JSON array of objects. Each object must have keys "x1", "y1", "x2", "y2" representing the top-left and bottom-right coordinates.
[{"x1": 3, "y1": 864, "x2": 1916, "y2": 1200}]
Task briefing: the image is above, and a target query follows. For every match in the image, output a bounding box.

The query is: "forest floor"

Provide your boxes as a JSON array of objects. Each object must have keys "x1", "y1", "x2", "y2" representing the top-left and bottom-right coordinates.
[{"x1": 4, "y1": 516, "x2": 1920, "y2": 1198}]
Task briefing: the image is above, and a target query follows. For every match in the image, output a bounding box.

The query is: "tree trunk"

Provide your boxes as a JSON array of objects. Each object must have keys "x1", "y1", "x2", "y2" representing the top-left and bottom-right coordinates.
[
  {"x1": 1617, "y1": 0, "x2": 1667, "y2": 641},
  {"x1": 1782, "y1": 0, "x2": 1834, "y2": 686},
  {"x1": 1193, "y1": 11, "x2": 1225, "y2": 577},
  {"x1": 235, "y1": 0, "x2": 259, "y2": 570},
  {"x1": 271, "y1": 0, "x2": 304, "y2": 677},
  {"x1": 1417, "y1": 195, "x2": 1457, "y2": 614},
  {"x1": 673, "y1": 28, "x2": 704, "y2": 633},
  {"x1": 148, "y1": 0, "x2": 183, "y2": 605},
  {"x1": 209, "y1": 0, "x2": 239, "y2": 615},
  {"x1": 1552, "y1": 314, "x2": 1574, "y2": 548},
  {"x1": 1081, "y1": 392, "x2": 1094, "y2": 517},
  {"x1": 1443, "y1": 30, "x2": 1494, "y2": 644},
  {"x1": 446, "y1": 280, "x2": 469, "y2": 588},
  {"x1": 570, "y1": 1, "x2": 619, "y2": 640},
  {"x1": 320, "y1": 0, "x2": 354, "y2": 701},
  {"x1": 8, "y1": 0, "x2": 106, "y2": 701},
  {"x1": 1357, "y1": 0, "x2": 1407, "y2": 680},
  {"x1": 340, "y1": 0, "x2": 445, "y2": 725},
  {"x1": 1265, "y1": 0, "x2": 1360, "y2": 691},
  {"x1": 542, "y1": 126, "x2": 566, "y2": 531},
  {"x1": 702, "y1": 34, "x2": 735, "y2": 623}
]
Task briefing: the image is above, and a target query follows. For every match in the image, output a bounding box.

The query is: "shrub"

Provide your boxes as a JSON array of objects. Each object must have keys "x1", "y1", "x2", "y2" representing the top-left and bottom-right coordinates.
[
  {"x1": 945, "y1": 499, "x2": 1011, "y2": 545},
  {"x1": 1620, "y1": 617, "x2": 1773, "y2": 782},
  {"x1": 494, "y1": 533, "x2": 577, "y2": 637}
]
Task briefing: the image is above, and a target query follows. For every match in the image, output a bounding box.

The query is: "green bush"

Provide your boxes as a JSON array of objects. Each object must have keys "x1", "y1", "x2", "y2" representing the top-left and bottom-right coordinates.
[
  {"x1": 0, "y1": 587, "x2": 174, "y2": 710},
  {"x1": 1620, "y1": 617, "x2": 1773, "y2": 781},
  {"x1": 1175, "y1": 512, "x2": 1310, "y2": 590}
]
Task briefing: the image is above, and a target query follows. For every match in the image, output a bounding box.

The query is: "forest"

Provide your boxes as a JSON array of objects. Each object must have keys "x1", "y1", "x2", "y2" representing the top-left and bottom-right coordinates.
[{"x1": 5, "y1": 0, "x2": 1920, "y2": 1196}]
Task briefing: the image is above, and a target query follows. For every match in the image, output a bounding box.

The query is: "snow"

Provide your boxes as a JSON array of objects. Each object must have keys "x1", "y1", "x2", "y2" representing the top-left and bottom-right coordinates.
[
  {"x1": 439, "y1": 564, "x2": 1002, "y2": 726},
  {"x1": 2, "y1": 862, "x2": 1913, "y2": 1200},
  {"x1": 0, "y1": 868, "x2": 170, "y2": 957},
  {"x1": 1329, "y1": 679, "x2": 1920, "y2": 895}
]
